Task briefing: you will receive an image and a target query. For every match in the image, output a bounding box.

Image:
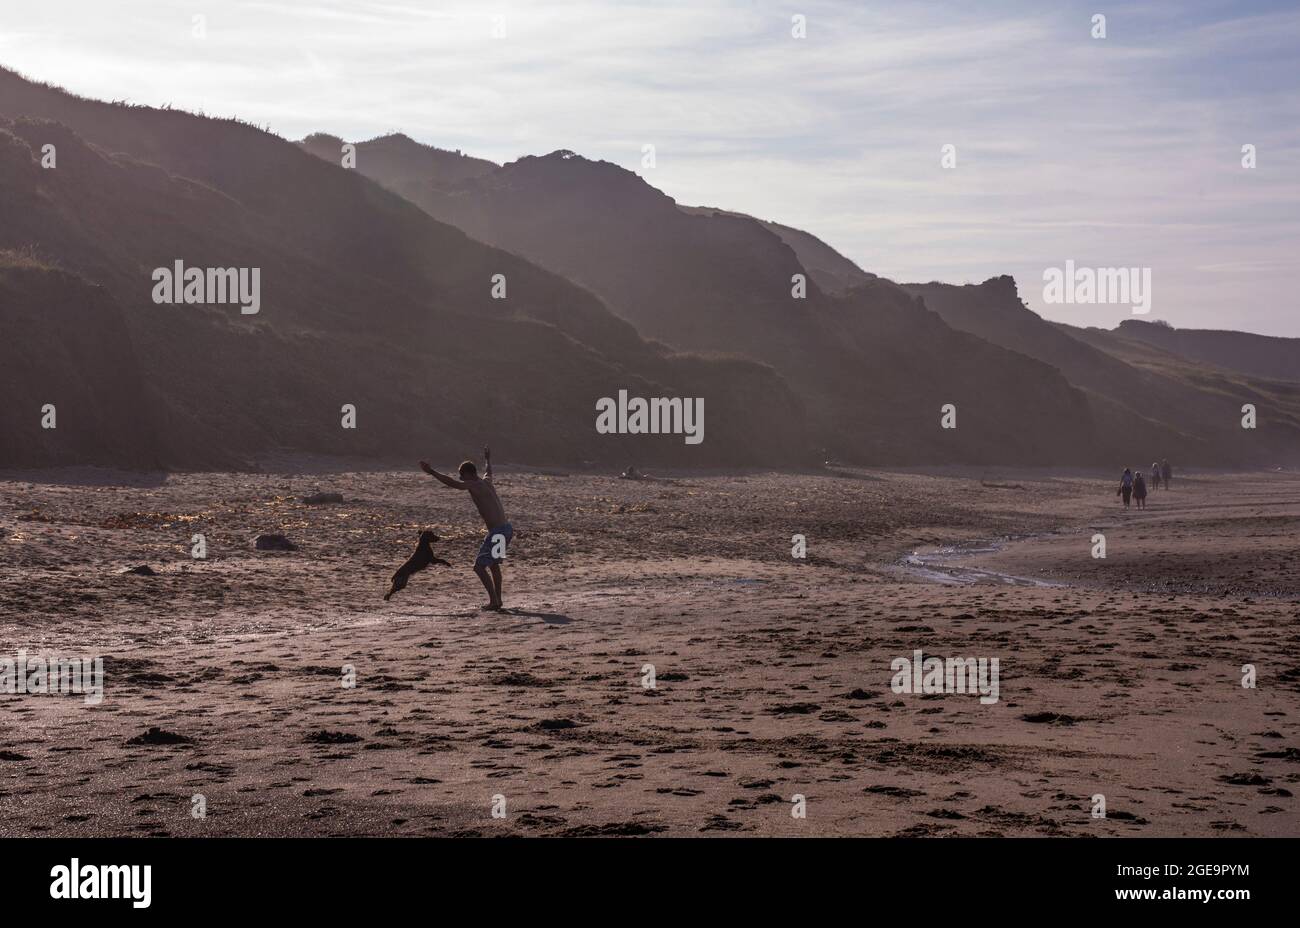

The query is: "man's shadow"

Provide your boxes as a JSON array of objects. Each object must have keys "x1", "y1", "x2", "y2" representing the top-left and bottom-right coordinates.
[
  {"x1": 501, "y1": 608, "x2": 572, "y2": 625},
  {"x1": 401, "y1": 607, "x2": 573, "y2": 625}
]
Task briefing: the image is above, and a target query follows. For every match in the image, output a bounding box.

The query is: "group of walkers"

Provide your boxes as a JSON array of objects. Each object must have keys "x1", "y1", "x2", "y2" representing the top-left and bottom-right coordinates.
[{"x1": 1118, "y1": 460, "x2": 1172, "y2": 509}]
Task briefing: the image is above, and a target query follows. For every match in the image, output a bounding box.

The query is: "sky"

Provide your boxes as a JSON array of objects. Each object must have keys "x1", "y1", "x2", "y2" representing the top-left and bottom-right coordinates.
[{"x1": 3, "y1": 0, "x2": 1298, "y2": 335}]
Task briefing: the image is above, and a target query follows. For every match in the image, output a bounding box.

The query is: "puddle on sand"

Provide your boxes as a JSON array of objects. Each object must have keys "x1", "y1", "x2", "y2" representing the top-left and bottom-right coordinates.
[{"x1": 896, "y1": 542, "x2": 1064, "y2": 588}]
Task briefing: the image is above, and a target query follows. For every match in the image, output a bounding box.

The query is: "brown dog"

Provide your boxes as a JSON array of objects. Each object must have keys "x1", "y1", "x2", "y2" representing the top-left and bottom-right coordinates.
[{"x1": 384, "y1": 530, "x2": 450, "y2": 601}]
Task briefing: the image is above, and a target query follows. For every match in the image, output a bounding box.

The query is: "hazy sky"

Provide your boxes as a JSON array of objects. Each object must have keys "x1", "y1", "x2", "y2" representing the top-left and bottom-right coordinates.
[{"x1": 4, "y1": 0, "x2": 1298, "y2": 335}]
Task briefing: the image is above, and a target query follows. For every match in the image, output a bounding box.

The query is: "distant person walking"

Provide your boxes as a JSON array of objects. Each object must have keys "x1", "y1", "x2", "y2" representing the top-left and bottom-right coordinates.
[
  {"x1": 1151, "y1": 462, "x2": 1162, "y2": 491},
  {"x1": 1134, "y1": 471, "x2": 1147, "y2": 509},
  {"x1": 1118, "y1": 467, "x2": 1134, "y2": 508},
  {"x1": 1161, "y1": 459, "x2": 1172, "y2": 489}
]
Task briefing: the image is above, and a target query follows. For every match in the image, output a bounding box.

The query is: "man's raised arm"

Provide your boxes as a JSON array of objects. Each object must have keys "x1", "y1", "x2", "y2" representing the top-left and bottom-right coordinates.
[{"x1": 419, "y1": 460, "x2": 465, "y2": 489}]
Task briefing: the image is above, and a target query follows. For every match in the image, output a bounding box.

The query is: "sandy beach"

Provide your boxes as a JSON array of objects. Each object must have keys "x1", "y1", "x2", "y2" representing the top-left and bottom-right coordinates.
[{"x1": 1, "y1": 467, "x2": 1297, "y2": 836}]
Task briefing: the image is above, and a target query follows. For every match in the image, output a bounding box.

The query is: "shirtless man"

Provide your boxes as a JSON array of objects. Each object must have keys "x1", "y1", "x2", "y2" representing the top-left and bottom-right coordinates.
[{"x1": 419, "y1": 447, "x2": 513, "y2": 610}]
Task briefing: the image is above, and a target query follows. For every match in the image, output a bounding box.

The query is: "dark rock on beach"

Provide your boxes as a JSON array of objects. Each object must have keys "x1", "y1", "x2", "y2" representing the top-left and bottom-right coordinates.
[
  {"x1": 126, "y1": 727, "x2": 194, "y2": 746},
  {"x1": 255, "y1": 534, "x2": 297, "y2": 551}
]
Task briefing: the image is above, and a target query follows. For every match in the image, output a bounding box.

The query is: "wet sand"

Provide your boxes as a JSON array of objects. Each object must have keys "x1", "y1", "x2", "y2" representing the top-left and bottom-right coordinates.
[{"x1": 1, "y1": 467, "x2": 1297, "y2": 836}]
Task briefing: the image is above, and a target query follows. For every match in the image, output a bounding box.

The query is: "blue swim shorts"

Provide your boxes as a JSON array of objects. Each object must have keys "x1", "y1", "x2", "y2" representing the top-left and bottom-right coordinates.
[{"x1": 475, "y1": 523, "x2": 513, "y2": 568}]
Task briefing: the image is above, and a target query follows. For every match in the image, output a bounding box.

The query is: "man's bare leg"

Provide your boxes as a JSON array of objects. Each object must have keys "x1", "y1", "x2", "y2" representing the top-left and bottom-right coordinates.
[
  {"x1": 474, "y1": 565, "x2": 499, "y2": 609},
  {"x1": 489, "y1": 563, "x2": 503, "y2": 608}
]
